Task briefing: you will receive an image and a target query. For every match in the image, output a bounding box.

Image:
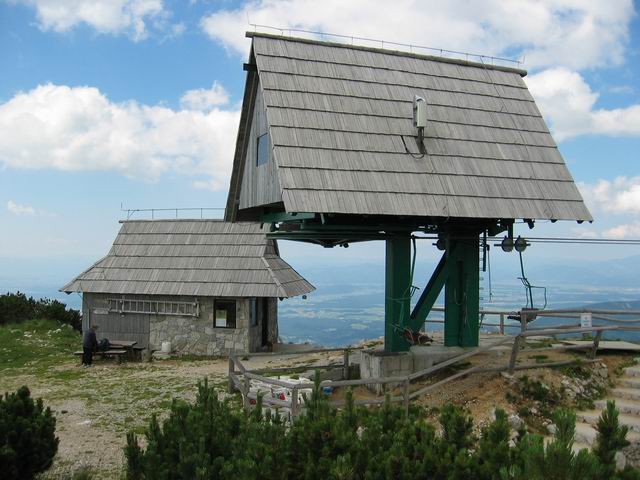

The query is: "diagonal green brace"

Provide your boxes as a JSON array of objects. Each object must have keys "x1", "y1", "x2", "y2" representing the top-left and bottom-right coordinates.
[{"x1": 408, "y1": 249, "x2": 452, "y2": 331}]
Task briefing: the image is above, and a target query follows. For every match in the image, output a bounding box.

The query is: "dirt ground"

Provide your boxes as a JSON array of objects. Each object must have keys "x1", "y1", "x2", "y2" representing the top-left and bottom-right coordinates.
[
  {"x1": 1, "y1": 351, "x2": 342, "y2": 479},
  {"x1": 1, "y1": 339, "x2": 636, "y2": 479}
]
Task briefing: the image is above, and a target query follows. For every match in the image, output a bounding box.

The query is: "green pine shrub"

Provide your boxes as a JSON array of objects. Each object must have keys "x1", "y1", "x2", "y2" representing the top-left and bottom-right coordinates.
[
  {"x1": 0, "y1": 386, "x2": 59, "y2": 480},
  {"x1": 0, "y1": 291, "x2": 81, "y2": 330},
  {"x1": 125, "y1": 377, "x2": 639, "y2": 480}
]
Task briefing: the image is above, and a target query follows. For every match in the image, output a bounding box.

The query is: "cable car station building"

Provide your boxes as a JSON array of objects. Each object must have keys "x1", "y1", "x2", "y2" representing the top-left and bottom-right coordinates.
[{"x1": 226, "y1": 32, "x2": 592, "y2": 361}]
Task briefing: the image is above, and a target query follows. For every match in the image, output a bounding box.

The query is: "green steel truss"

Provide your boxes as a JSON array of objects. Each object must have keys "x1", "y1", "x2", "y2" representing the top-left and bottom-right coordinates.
[{"x1": 262, "y1": 212, "x2": 509, "y2": 352}]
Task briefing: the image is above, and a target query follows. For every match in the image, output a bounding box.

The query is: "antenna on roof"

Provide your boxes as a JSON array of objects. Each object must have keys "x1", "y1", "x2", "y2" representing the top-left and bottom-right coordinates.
[{"x1": 413, "y1": 95, "x2": 427, "y2": 154}]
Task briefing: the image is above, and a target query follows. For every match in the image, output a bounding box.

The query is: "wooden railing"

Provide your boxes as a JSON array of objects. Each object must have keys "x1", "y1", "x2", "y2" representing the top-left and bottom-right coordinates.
[
  {"x1": 425, "y1": 306, "x2": 640, "y2": 334},
  {"x1": 228, "y1": 309, "x2": 640, "y2": 421}
]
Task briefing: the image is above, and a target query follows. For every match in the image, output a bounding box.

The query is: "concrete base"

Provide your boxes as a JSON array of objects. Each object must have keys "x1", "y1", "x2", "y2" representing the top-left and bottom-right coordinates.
[{"x1": 359, "y1": 345, "x2": 465, "y2": 394}]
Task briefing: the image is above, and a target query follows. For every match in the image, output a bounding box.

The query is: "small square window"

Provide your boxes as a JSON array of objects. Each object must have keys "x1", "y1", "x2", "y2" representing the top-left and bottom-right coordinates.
[
  {"x1": 214, "y1": 300, "x2": 236, "y2": 328},
  {"x1": 257, "y1": 133, "x2": 269, "y2": 166}
]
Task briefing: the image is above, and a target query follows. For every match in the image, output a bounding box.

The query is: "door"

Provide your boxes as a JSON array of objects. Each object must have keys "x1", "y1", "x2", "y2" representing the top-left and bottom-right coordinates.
[{"x1": 261, "y1": 298, "x2": 270, "y2": 346}]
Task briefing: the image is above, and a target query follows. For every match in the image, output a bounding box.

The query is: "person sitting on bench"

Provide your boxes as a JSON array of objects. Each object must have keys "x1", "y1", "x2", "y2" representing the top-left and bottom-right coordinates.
[{"x1": 82, "y1": 324, "x2": 99, "y2": 367}]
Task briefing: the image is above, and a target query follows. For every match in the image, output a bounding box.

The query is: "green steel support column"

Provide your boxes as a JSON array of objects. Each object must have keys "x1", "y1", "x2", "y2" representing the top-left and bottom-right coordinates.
[
  {"x1": 444, "y1": 238, "x2": 480, "y2": 347},
  {"x1": 385, "y1": 234, "x2": 412, "y2": 352}
]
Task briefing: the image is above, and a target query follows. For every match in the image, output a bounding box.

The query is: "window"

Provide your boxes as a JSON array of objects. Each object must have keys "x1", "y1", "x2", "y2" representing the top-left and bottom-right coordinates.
[
  {"x1": 256, "y1": 133, "x2": 269, "y2": 166},
  {"x1": 214, "y1": 300, "x2": 236, "y2": 328},
  {"x1": 250, "y1": 298, "x2": 258, "y2": 327}
]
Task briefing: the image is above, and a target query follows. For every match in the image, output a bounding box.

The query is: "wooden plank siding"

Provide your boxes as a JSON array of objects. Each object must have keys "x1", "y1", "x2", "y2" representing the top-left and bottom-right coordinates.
[{"x1": 239, "y1": 84, "x2": 283, "y2": 210}]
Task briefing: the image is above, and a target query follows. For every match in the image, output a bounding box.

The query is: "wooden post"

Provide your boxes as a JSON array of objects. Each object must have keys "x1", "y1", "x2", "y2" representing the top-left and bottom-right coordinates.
[
  {"x1": 508, "y1": 336, "x2": 521, "y2": 374},
  {"x1": 499, "y1": 314, "x2": 505, "y2": 335},
  {"x1": 403, "y1": 379, "x2": 409, "y2": 417},
  {"x1": 343, "y1": 349, "x2": 350, "y2": 380},
  {"x1": 520, "y1": 311, "x2": 527, "y2": 334},
  {"x1": 290, "y1": 386, "x2": 299, "y2": 424},
  {"x1": 243, "y1": 376, "x2": 250, "y2": 411},
  {"x1": 591, "y1": 330, "x2": 603, "y2": 359},
  {"x1": 228, "y1": 357, "x2": 235, "y2": 394}
]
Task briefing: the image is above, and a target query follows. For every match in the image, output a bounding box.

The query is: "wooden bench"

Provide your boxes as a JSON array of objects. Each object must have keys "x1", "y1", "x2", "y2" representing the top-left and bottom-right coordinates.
[{"x1": 74, "y1": 349, "x2": 128, "y2": 363}]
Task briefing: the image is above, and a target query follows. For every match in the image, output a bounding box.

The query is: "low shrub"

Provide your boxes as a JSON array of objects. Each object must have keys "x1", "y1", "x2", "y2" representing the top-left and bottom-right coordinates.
[
  {"x1": 0, "y1": 386, "x2": 59, "y2": 480},
  {"x1": 125, "y1": 377, "x2": 639, "y2": 480}
]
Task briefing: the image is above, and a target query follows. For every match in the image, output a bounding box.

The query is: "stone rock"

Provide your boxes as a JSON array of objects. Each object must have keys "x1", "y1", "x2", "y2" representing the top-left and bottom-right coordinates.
[
  {"x1": 508, "y1": 414, "x2": 523, "y2": 430},
  {"x1": 616, "y1": 451, "x2": 627, "y2": 470},
  {"x1": 501, "y1": 372, "x2": 516, "y2": 382}
]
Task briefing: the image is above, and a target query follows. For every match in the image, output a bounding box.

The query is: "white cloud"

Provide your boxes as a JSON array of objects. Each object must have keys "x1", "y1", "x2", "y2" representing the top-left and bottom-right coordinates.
[
  {"x1": 603, "y1": 223, "x2": 640, "y2": 239},
  {"x1": 7, "y1": 200, "x2": 35, "y2": 216},
  {"x1": 526, "y1": 68, "x2": 640, "y2": 141},
  {"x1": 579, "y1": 177, "x2": 640, "y2": 216},
  {"x1": 201, "y1": 0, "x2": 633, "y2": 70},
  {"x1": 180, "y1": 82, "x2": 230, "y2": 112},
  {"x1": 201, "y1": 0, "x2": 640, "y2": 143},
  {"x1": 12, "y1": 0, "x2": 167, "y2": 41},
  {"x1": 0, "y1": 83, "x2": 240, "y2": 190}
]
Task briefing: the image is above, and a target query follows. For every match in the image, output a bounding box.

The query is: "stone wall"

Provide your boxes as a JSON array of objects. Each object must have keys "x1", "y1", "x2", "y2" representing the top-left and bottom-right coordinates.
[
  {"x1": 149, "y1": 298, "x2": 251, "y2": 356},
  {"x1": 83, "y1": 293, "x2": 279, "y2": 356}
]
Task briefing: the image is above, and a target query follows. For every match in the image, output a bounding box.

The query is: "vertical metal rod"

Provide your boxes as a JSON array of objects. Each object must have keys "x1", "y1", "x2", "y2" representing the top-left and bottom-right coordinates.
[
  {"x1": 500, "y1": 313, "x2": 505, "y2": 335},
  {"x1": 591, "y1": 330, "x2": 603, "y2": 359}
]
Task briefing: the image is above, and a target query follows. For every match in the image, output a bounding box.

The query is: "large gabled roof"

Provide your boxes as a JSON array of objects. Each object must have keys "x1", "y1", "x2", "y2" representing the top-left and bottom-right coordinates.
[
  {"x1": 226, "y1": 32, "x2": 592, "y2": 222},
  {"x1": 61, "y1": 220, "x2": 314, "y2": 298}
]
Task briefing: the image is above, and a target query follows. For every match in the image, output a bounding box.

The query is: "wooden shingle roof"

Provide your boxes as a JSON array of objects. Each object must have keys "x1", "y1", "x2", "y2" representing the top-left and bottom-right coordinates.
[
  {"x1": 61, "y1": 220, "x2": 314, "y2": 298},
  {"x1": 227, "y1": 33, "x2": 591, "y2": 222}
]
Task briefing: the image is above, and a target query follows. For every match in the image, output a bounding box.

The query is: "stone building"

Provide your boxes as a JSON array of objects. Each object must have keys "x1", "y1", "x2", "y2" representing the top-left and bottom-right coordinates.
[{"x1": 61, "y1": 219, "x2": 314, "y2": 356}]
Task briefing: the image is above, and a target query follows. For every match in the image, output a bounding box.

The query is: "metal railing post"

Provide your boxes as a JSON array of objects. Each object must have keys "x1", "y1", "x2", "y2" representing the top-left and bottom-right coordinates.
[{"x1": 500, "y1": 313, "x2": 505, "y2": 335}]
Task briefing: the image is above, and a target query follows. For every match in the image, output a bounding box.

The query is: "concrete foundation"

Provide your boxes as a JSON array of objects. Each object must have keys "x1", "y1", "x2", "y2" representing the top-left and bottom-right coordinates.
[{"x1": 360, "y1": 345, "x2": 465, "y2": 394}]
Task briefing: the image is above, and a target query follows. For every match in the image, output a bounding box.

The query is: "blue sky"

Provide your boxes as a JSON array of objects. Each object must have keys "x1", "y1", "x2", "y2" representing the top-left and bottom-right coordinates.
[{"x1": 1, "y1": 0, "x2": 640, "y2": 289}]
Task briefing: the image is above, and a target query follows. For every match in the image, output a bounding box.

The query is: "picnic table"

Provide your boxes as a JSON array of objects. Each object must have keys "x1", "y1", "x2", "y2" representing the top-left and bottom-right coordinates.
[
  {"x1": 74, "y1": 340, "x2": 144, "y2": 363},
  {"x1": 108, "y1": 340, "x2": 144, "y2": 361}
]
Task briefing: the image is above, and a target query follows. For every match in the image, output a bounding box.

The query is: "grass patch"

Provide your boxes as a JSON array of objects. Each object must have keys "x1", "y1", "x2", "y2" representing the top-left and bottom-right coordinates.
[
  {"x1": 529, "y1": 354, "x2": 549, "y2": 364},
  {"x1": 0, "y1": 319, "x2": 80, "y2": 373}
]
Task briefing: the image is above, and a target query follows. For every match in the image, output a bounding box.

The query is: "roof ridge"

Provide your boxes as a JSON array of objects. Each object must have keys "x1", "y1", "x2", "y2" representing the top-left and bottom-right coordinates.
[{"x1": 246, "y1": 31, "x2": 527, "y2": 77}]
